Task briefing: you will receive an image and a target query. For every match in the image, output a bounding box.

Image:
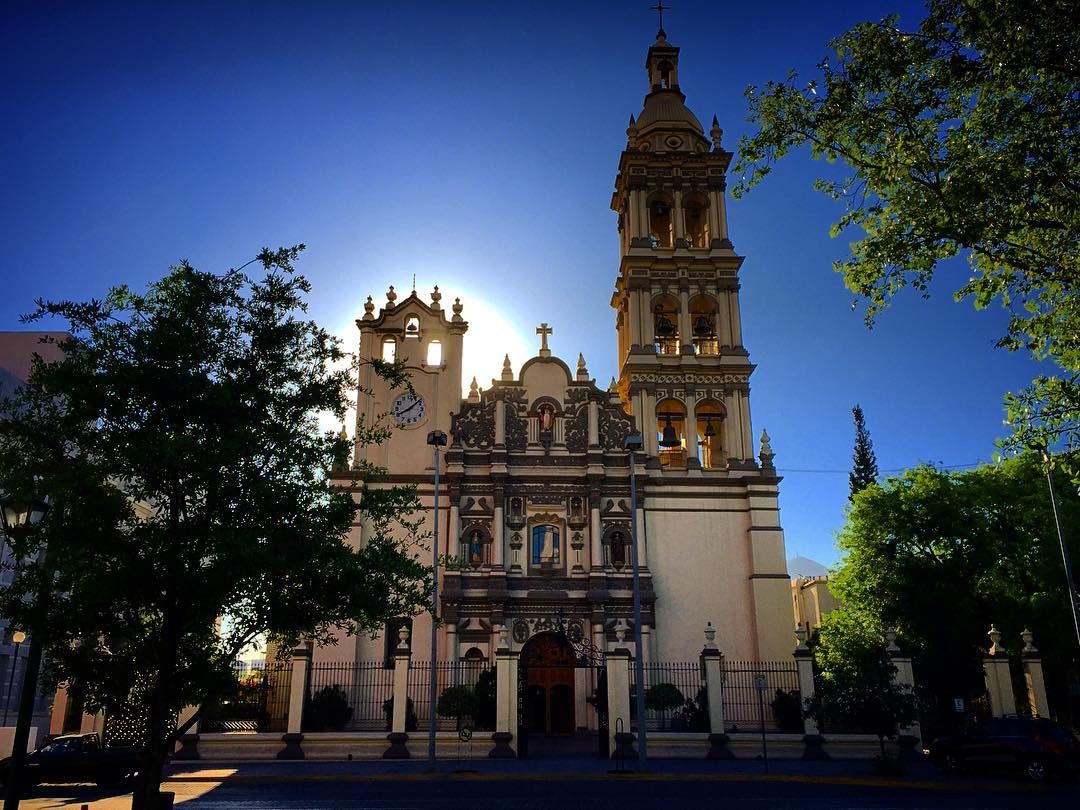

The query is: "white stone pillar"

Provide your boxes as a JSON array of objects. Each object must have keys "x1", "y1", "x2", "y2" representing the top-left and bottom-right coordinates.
[
  {"x1": 716, "y1": 184, "x2": 730, "y2": 241},
  {"x1": 685, "y1": 395, "x2": 699, "y2": 466},
  {"x1": 1021, "y1": 630, "x2": 1050, "y2": 718},
  {"x1": 794, "y1": 628, "x2": 828, "y2": 760},
  {"x1": 885, "y1": 629, "x2": 921, "y2": 754},
  {"x1": 627, "y1": 191, "x2": 640, "y2": 239},
  {"x1": 279, "y1": 642, "x2": 311, "y2": 759},
  {"x1": 730, "y1": 288, "x2": 744, "y2": 347},
  {"x1": 700, "y1": 622, "x2": 734, "y2": 759},
  {"x1": 384, "y1": 625, "x2": 412, "y2": 758},
  {"x1": 492, "y1": 502, "x2": 505, "y2": 568},
  {"x1": 983, "y1": 626, "x2": 1016, "y2": 718},
  {"x1": 673, "y1": 189, "x2": 685, "y2": 241},
  {"x1": 606, "y1": 634, "x2": 633, "y2": 759},
  {"x1": 678, "y1": 288, "x2": 691, "y2": 354},
  {"x1": 588, "y1": 400, "x2": 599, "y2": 447},
  {"x1": 590, "y1": 505, "x2": 603, "y2": 569},
  {"x1": 635, "y1": 496, "x2": 648, "y2": 568},
  {"x1": 707, "y1": 192, "x2": 721, "y2": 244},
  {"x1": 491, "y1": 630, "x2": 518, "y2": 757},
  {"x1": 495, "y1": 400, "x2": 506, "y2": 446}
]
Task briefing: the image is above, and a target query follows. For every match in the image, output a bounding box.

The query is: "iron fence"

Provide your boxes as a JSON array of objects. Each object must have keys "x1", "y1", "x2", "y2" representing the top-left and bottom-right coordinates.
[
  {"x1": 306, "y1": 661, "x2": 395, "y2": 731},
  {"x1": 201, "y1": 660, "x2": 291, "y2": 733},
  {"x1": 407, "y1": 661, "x2": 489, "y2": 731},
  {"x1": 720, "y1": 660, "x2": 800, "y2": 731},
  {"x1": 631, "y1": 661, "x2": 706, "y2": 732}
]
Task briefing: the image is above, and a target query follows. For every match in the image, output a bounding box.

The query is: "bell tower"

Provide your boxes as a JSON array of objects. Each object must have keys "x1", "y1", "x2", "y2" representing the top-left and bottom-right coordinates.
[{"x1": 610, "y1": 29, "x2": 756, "y2": 472}]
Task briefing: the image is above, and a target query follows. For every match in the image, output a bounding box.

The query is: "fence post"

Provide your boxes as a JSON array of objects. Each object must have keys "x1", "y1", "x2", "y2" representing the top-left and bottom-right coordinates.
[
  {"x1": 794, "y1": 627, "x2": 828, "y2": 761},
  {"x1": 885, "y1": 628, "x2": 921, "y2": 759},
  {"x1": 490, "y1": 625, "x2": 518, "y2": 758},
  {"x1": 173, "y1": 705, "x2": 201, "y2": 760},
  {"x1": 606, "y1": 620, "x2": 634, "y2": 760},
  {"x1": 384, "y1": 624, "x2": 413, "y2": 759},
  {"x1": 982, "y1": 625, "x2": 1016, "y2": 718},
  {"x1": 700, "y1": 622, "x2": 733, "y2": 759},
  {"x1": 277, "y1": 642, "x2": 311, "y2": 760},
  {"x1": 1020, "y1": 629, "x2": 1050, "y2": 718}
]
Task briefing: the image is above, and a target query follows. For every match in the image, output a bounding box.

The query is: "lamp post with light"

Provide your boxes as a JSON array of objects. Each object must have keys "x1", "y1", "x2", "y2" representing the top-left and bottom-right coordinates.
[
  {"x1": 0, "y1": 488, "x2": 50, "y2": 810},
  {"x1": 425, "y1": 429, "x2": 448, "y2": 770},
  {"x1": 623, "y1": 432, "x2": 648, "y2": 769},
  {"x1": 3, "y1": 631, "x2": 26, "y2": 727}
]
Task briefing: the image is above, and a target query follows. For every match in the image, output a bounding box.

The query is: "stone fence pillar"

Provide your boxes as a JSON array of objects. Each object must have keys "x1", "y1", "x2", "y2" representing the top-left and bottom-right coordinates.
[
  {"x1": 983, "y1": 625, "x2": 1016, "y2": 718},
  {"x1": 1021, "y1": 629, "x2": 1050, "y2": 718},
  {"x1": 606, "y1": 622, "x2": 634, "y2": 760},
  {"x1": 278, "y1": 641, "x2": 312, "y2": 760},
  {"x1": 384, "y1": 624, "x2": 413, "y2": 759},
  {"x1": 490, "y1": 626, "x2": 518, "y2": 758},
  {"x1": 794, "y1": 627, "x2": 828, "y2": 760},
  {"x1": 700, "y1": 622, "x2": 733, "y2": 759},
  {"x1": 885, "y1": 628, "x2": 921, "y2": 758},
  {"x1": 173, "y1": 705, "x2": 201, "y2": 760}
]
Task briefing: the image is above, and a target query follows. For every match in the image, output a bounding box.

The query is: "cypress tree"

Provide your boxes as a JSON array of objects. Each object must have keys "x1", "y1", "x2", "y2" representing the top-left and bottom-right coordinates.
[{"x1": 850, "y1": 404, "x2": 879, "y2": 499}]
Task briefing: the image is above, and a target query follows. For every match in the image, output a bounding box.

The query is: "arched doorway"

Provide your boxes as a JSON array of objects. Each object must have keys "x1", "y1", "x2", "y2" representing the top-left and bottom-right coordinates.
[{"x1": 520, "y1": 633, "x2": 576, "y2": 735}]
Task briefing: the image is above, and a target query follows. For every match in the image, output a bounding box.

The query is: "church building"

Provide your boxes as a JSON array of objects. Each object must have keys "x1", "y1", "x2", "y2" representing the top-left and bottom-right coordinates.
[{"x1": 328, "y1": 26, "x2": 794, "y2": 736}]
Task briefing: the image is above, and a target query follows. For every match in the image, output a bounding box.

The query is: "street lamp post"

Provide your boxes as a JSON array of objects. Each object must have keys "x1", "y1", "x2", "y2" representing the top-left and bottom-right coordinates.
[
  {"x1": 3, "y1": 631, "x2": 26, "y2": 726},
  {"x1": 425, "y1": 430, "x2": 448, "y2": 771},
  {"x1": 0, "y1": 489, "x2": 49, "y2": 810},
  {"x1": 623, "y1": 432, "x2": 648, "y2": 769}
]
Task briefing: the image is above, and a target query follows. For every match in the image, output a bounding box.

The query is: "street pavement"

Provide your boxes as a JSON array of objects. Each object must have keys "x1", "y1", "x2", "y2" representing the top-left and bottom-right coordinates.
[{"x1": 18, "y1": 756, "x2": 1079, "y2": 809}]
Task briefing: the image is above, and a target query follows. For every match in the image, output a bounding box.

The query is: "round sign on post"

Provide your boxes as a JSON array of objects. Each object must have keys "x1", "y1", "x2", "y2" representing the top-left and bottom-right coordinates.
[
  {"x1": 458, "y1": 726, "x2": 473, "y2": 742},
  {"x1": 754, "y1": 674, "x2": 767, "y2": 691}
]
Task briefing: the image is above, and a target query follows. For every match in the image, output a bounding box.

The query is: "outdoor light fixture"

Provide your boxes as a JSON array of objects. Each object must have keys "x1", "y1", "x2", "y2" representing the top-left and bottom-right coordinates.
[
  {"x1": 622, "y1": 432, "x2": 648, "y2": 768},
  {"x1": 0, "y1": 492, "x2": 49, "y2": 535},
  {"x1": 425, "y1": 429, "x2": 448, "y2": 771}
]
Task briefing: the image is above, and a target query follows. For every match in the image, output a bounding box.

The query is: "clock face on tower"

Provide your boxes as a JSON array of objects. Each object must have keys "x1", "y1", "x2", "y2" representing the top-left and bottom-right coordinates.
[{"x1": 391, "y1": 392, "x2": 426, "y2": 428}]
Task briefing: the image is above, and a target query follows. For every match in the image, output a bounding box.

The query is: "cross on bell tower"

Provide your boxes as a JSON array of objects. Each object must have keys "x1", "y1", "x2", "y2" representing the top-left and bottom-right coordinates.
[{"x1": 535, "y1": 322, "x2": 553, "y2": 358}]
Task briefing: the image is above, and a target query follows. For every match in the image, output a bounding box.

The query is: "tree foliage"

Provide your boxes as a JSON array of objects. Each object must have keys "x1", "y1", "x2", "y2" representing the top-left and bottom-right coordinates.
[
  {"x1": 849, "y1": 404, "x2": 879, "y2": 500},
  {"x1": 831, "y1": 452, "x2": 1080, "y2": 731},
  {"x1": 734, "y1": 0, "x2": 1080, "y2": 469},
  {"x1": 0, "y1": 247, "x2": 429, "y2": 807}
]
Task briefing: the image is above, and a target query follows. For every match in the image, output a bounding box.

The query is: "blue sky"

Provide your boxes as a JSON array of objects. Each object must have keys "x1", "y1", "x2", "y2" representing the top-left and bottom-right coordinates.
[{"x1": 2, "y1": 1, "x2": 1043, "y2": 567}]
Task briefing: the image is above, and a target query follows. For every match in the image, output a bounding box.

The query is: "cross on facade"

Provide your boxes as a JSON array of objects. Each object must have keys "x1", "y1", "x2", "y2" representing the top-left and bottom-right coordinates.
[{"x1": 536, "y1": 323, "x2": 553, "y2": 357}]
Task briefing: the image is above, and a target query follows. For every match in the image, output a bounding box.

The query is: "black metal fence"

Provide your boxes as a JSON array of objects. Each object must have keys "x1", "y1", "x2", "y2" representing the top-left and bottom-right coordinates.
[
  {"x1": 632, "y1": 662, "x2": 707, "y2": 732},
  {"x1": 306, "y1": 661, "x2": 395, "y2": 731},
  {"x1": 201, "y1": 661, "x2": 292, "y2": 733},
  {"x1": 407, "y1": 661, "x2": 489, "y2": 731},
  {"x1": 721, "y1": 660, "x2": 800, "y2": 731}
]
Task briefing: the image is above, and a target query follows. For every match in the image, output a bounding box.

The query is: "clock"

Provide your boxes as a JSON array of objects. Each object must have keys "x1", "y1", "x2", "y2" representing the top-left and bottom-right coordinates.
[{"x1": 391, "y1": 392, "x2": 426, "y2": 427}]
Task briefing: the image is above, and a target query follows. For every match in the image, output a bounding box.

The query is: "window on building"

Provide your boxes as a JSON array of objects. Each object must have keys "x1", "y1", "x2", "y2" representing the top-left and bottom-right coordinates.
[
  {"x1": 656, "y1": 398, "x2": 687, "y2": 469},
  {"x1": 531, "y1": 524, "x2": 561, "y2": 567},
  {"x1": 426, "y1": 340, "x2": 443, "y2": 367},
  {"x1": 696, "y1": 401, "x2": 726, "y2": 469},
  {"x1": 682, "y1": 194, "x2": 710, "y2": 247},
  {"x1": 381, "y1": 338, "x2": 397, "y2": 363},
  {"x1": 648, "y1": 198, "x2": 673, "y2": 248}
]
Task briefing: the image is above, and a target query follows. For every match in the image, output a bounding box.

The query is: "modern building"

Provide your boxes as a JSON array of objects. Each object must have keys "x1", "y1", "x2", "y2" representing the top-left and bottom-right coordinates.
[{"x1": 322, "y1": 26, "x2": 797, "y2": 741}]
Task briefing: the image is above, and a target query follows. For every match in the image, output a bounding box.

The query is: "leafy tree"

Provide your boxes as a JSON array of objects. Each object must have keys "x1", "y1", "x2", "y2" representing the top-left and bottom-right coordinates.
[
  {"x1": 644, "y1": 682, "x2": 685, "y2": 730},
  {"x1": 436, "y1": 685, "x2": 479, "y2": 725},
  {"x1": 849, "y1": 404, "x2": 879, "y2": 500},
  {"x1": 0, "y1": 247, "x2": 430, "y2": 808},
  {"x1": 733, "y1": 0, "x2": 1080, "y2": 470},
  {"x1": 831, "y1": 452, "x2": 1080, "y2": 733}
]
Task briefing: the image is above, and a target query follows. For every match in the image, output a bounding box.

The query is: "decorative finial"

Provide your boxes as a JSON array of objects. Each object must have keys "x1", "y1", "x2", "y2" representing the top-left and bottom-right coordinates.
[
  {"x1": 386, "y1": 285, "x2": 397, "y2": 305},
  {"x1": 501, "y1": 353, "x2": 514, "y2": 381},
  {"x1": 759, "y1": 429, "x2": 775, "y2": 470},
  {"x1": 576, "y1": 353, "x2": 589, "y2": 381},
  {"x1": 451, "y1": 297, "x2": 464, "y2": 323},
  {"x1": 987, "y1": 624, "x2": 1004, "y2": 655},
  {"x1": 1021, "y1": 628, "x2": 1037, "y2": 653},
  {"x1": 795, "y1": 625, "x2": 808, "y2": 650},
  {"x1": 703, "y1": 621, "x2": 717, "y2": 650},
  {"x1": 430, "y1": 285, "x2": 442, "y2": 311},
  {"x1": 885, "y1": 627, "x2": 900, "y2": 652},
  {"x1": 397, "y1": 623, "x2": 411, "y2": 650},
  {"x1": 710, "y1": 115, "x2": 723, "y2": 150},
  {"x1": 615, "y1": 619, "x2": 628, "y2": 645},
  {"x1": 468, "y1": 376, "x2": 480, "y2": 403},
  {"x1": 362, "y1": 295, "x2": 375, "y2": 320},
  {"x1": 627, "y1": 114, "x2": 638, "y2": 142},
  {"x1": 497, "y1": 623, "x2": 509, "y2": 649},
  {"x1": 608, "y1": 376, "x2": 618, "y2": 393},
  {"x1": 536, "y1": 322, "x2": 553, "y2": 358}
]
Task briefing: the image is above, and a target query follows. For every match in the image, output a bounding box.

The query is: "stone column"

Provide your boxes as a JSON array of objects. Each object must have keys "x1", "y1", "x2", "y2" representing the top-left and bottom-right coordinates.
[
  {"x1": 492, "y1": 499, "x2": 505, "y2": 569},
  {"x1": 730, "y1": 288, "x2": 744, "y2": 348},
  {"x1": 685, "y1": 394, "x2": 700, "y2": 467},
  {"x1": 716, "y1": 182, "x2": 730, "y2": 242},
  {"x1": 885, "y1": 629, "x2": 921, "y2": 758},
  {"x1": 794, "y1": 628, "x2": 829, "y2": 760},
  {"x1": 700, "y1": 622, "x2": 733, "y2": 759},
  {"x1": 606, "y1": 623, "x2": 634, "y2": 760},
  {"x1": 635, "y1": 501, "x2": 648, "y2": 568},
  {"x1": 589, "y1": 504, "x2": 603, "y2": 569},
  {"x1": 983, "y1": 625, "x2": 1016, "y2": 717},
  {"x1": 278, "y1": 642, "x2": 312, "y2": 760},
  {"x1": 1020, "y1": 629, "x2": 1050, "y2": 718},
  {"x1": 448, "y1": 503, "x2": 460, "y2": 560},
  {"x1": 707, "y1": 191, "x2": 721, "y2": 244},
  {"x1": 673, "y1": 189, "x2": 685, "y2": 241},
  {"x1": 588, "y1": 399, "x2": 599, "y2": 447},
  {"x1": 491, "y1": 627, "x2": 518, "y2": 758},
  {"x1": 494, "y1": 400, "x2": 506, "y2": 446},
  {"x1": 384, "y1": 625, "x2": 412, "y2": 759},
  {"x1": 173, "y1": 705, "x2": 201, "y2": 760},
  {"x1": 678, "y1": 288, "x2": 691, "y2": 355}
]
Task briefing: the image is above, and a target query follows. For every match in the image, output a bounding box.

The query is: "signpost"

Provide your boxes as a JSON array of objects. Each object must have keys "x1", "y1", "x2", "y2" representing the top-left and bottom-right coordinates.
[{"x1": 755, "y1": 673, "x2": 769, "y2": 773}]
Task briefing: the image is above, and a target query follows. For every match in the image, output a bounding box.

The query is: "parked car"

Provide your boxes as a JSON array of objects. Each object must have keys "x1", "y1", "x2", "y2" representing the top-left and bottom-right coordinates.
[
  {"x1": 0, "y1": 733, "x2": 141, "y2": 791},
  {"x1": 931, "y1": 716, "x2": 1080, "y2": 782}
]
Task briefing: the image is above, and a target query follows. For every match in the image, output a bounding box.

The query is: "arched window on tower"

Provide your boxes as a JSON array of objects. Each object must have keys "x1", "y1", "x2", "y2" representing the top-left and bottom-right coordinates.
[
  {"x1": 695, "y1": 400, "x2": 726, "y2": 470},
  {"x1": 381, "y1": 337, "x2": 397, "y2": 363},
  {"x1": 689, "y1": 294, "x2": 719, "y2": 356},
  {"x1": 426, "y1": 340, "x2": 442, "y2": 367},
  {"x1": 682, "y1": 193, "x2": 710, "y2": 248},
  {"x1": 648, "y1": 196, "x2": 673, "y2": 248},
  {"x1": 655, "y1": 398, "x2": 687, "y2": 469},
  {"x1": 658, "y1": 60, "x2": 673, "y2": 89},
  {"x1": 652, "y1": 293, "x2": 680, "y2": 355}
]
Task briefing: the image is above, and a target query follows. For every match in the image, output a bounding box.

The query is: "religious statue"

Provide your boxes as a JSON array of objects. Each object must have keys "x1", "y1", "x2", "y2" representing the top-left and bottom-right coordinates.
[{"x1": 538, "y1": 403, "x2": 555, "y2": 433}]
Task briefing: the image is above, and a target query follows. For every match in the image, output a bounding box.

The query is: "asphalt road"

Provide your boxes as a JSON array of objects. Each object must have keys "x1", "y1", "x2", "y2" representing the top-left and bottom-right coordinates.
[{"x1": 19, "y1": 769, "x2": 1080, "y2": 810}]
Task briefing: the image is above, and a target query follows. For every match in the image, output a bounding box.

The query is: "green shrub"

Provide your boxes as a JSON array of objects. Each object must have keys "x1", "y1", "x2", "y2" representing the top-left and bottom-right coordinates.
[
  {"x1": 381, "y1": 696, "x2": 418, "y2": 732},
  {"x1": 303, "y1": 685, "x2": 353, "y2": 732},
  {"x1": 770, "y1": 688, "x2": 804, "y2": 733}
]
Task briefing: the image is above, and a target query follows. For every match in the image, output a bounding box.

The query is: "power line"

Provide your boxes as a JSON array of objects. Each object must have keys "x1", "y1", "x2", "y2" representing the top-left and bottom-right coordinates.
[{"x1": 776, "y1": 461, "x2": 987, "y2": 475}]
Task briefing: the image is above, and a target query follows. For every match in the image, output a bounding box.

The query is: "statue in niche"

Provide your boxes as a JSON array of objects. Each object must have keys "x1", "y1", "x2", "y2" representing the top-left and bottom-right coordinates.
[{"x1": 538, "y1": 403, "x2": 555, "y2": 433}]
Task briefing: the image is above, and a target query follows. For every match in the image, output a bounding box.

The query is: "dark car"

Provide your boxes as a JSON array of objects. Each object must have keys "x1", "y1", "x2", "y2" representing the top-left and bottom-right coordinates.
[
  {"x1": 0, "y1": 733, "x2": 141, "y2": 791},
  {"x1": 931, "y1": 716, "x2": 1080, "y2": 782}
]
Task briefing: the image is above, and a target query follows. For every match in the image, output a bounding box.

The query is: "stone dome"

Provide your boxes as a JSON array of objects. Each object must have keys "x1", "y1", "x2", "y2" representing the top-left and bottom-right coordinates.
[{"x1": 635, "y1": 89, "x2": 704, "y2": 133}]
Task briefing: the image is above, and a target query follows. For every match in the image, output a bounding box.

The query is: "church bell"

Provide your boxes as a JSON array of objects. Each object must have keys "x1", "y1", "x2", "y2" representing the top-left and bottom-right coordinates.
[
  {"x1": 693, "y1": 314, "x2": 714, "y2": 337},
  {"x1": 659, "y1": 413, "x2": 681, "y2": 448}
]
